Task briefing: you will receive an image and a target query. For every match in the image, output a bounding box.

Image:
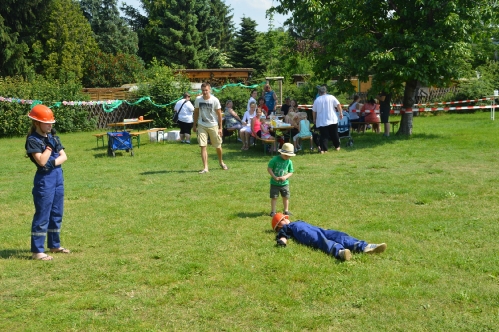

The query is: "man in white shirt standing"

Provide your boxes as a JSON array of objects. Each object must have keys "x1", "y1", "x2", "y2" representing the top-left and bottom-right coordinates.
[
  {"x1": 193, "y1": 83, "x2": 228, "y2": 173},
  {"x1": 312, "y1": 85, "x2": 343, "y2": 154}
]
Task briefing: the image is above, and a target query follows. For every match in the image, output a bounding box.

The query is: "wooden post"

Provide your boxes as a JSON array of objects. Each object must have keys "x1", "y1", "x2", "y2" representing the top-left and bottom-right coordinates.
[{"x1": 265, "y1": 76, "x2": 284, "y2": 107}]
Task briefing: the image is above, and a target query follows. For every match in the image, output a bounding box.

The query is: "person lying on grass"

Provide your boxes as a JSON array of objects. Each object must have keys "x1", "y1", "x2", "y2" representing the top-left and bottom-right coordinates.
[{"x1": 271, "y1": 213, "x2": 387, "y2": 261}]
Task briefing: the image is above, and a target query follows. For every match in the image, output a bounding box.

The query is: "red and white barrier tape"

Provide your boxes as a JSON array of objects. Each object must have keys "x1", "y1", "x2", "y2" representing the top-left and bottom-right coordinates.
[
  {"x1": 392, "y1": 97, "x2": 495, "y2": 107},
  {"x1": 298, "y1": 101, "x2": 497, "y2": 113}
]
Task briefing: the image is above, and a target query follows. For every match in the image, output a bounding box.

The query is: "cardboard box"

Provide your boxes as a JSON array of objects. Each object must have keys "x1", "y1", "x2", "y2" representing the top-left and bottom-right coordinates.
[{"x1": 166, "y1": 130, "x2": 180, "y2": 141}]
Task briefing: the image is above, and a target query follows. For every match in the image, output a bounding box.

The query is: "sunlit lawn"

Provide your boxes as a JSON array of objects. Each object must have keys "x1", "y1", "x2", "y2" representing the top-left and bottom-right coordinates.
[{"x1": 0, "y1": 111, "x2": 498, "y2": 331}]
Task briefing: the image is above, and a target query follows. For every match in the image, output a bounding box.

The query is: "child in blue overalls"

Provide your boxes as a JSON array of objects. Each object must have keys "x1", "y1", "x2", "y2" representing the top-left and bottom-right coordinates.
[
  {"x1": 271, "y1": 213, "x2": 387, "y2": 261},
  {"x1": 25, "y1": 104, "x2": 69, "y2": 261}
]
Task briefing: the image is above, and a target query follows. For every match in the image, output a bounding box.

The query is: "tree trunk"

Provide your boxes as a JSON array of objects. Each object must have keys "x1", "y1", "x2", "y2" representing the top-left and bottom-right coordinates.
[{"x1": 397, "y1": 79, "x2": 421, "y2": 136}]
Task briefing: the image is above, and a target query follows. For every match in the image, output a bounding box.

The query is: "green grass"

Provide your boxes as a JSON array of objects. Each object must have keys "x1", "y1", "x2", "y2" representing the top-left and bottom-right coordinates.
[{"x1": 1, "y1": 112, "x2": 499, "y2": 331}]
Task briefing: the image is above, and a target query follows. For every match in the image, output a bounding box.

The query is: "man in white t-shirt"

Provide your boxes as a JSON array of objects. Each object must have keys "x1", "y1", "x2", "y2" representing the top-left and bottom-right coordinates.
[
  {"x1": 193, "y1": 83, "x2": 228, "y2": 173},
  {"x1": 312, "y1": 85, "x2": 343, "y2": 153}
]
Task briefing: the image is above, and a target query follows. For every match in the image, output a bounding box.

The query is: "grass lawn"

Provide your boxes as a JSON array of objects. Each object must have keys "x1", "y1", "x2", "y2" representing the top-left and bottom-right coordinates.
[{"x1": 1, "y1": 111, "x2": 498, "y2": 331}]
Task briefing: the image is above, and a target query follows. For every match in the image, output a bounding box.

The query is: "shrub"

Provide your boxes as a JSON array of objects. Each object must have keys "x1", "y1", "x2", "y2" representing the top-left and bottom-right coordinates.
[
  {"x1": 82, "y1": 51, "x2": 146, "y2": 88},
  {"x1": 0, "y1": 75, "x2": 95, "y2": 137},
  {"x1": 212, "y1": 85, "x2": 256, "y2": 117},
  {"x1": 453, "y1": 61, "x2": 499, "y2": 101},
  {"x1": 131, "y1": 61, "x2": 190, "y2": 128}
]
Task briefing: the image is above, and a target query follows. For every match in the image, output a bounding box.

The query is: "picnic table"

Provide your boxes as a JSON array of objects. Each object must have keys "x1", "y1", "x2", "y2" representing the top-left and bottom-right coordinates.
[
  {"x1": 108, "y1": 119, "x2": 153, "y2": 131},
  {"x1": 253, "y1": 123, "x2": 294, "y2": 155}
]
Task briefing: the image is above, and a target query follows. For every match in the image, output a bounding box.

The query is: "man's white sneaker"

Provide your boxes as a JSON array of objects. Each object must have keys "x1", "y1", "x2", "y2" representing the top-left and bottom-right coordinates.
[{"x1": 363, "y1": 243, "x2": 387, "y2": 254}]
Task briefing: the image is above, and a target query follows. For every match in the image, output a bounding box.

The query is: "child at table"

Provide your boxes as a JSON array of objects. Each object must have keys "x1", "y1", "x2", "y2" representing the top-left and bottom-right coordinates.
[
  {"x1": 260, "y1": 119, "x2": 274, "y2": 139},
  {"x1": 260, "y1": 119, "x2": 277, "y2": 152},
  {"x1": 293, "y1": 112, "x2": 312, "y2": 152}
]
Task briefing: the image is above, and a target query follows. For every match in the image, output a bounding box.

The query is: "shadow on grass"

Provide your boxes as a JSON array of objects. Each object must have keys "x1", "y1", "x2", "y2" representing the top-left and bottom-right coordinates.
[
  {"x1": 237, "y1": 211, "x2": 266, "y2": 218},
  {"x1": 93, "y1": 152, "x2": 109, "y2": 158},
  {"x1": 93, "y1": 150, "x2": 136, "y2": 158},
  {"x1": 0, "y1": 249, "x2": 31, "y2": 260},
  {"x1": 222, "y1": 132, "x2": 444, "y2": 155},
  {"x1": 140, "y1": 170, "x2": 197, "y2": 175},
  {"x1": 343, "y1": 132, "x2": 444, "y2": 151}
]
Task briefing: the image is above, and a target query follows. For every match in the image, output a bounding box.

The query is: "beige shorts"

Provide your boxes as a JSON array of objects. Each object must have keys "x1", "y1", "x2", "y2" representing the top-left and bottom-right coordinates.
[{"x1": 197, "y1": 124, "x2": 222, "y2": 148}]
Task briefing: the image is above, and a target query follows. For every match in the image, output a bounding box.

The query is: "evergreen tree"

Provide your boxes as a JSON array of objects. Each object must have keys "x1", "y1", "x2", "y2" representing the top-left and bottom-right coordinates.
[
  {"x1": 193, "y1": 0, "x2": 211, "y2": 66},
  {"x1": 120, "y1": 1, "x2": 148, "y2": 62},
  {"x1": 33, "y1": 0, "x2": 99, "y2": 80},
  {"x1": 80, "y1": 0, "x2": 139, "y2": 55},
  {"x1": 231, "y1": 17, "x2": 263, "y2": 72},
  {"x1": 207, "y1": 0, "x2": 235, "y2": 54},
  {"x1": 139, "y1": 0, "x2": 203, "y2": 68},
  {"x1": 0, "y1": 0, "x2": 48, "y2": 77},
  {"x1": 196, "y1": 0, "x2": 235, "y2": 68}
]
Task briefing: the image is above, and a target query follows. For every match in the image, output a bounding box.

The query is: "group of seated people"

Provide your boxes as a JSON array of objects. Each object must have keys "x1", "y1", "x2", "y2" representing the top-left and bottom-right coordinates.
[
  {"x1": 224, "y1": 99, "x2": 313, "y2": 152},
  {"x1": 348, "y1": 95, "x2": 381, "y2": 133}
]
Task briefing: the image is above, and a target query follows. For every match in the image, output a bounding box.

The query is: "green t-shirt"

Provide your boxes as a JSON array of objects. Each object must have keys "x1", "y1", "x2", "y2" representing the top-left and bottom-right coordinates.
[{"x1": 268, "y1": 155, "x2": 294, "y2": 186}]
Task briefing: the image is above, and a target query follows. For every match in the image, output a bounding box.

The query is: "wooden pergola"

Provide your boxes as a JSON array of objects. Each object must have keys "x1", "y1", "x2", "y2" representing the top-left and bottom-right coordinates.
[
  {"x1": 82, "y1": 87, "x2": 130, "y2": 101},
  {"x1": 174, "y1": 68, "x2": 254, "y2": 85}
]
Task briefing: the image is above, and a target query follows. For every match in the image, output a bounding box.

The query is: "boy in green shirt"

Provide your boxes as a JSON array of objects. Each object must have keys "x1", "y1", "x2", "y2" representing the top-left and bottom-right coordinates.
[{"x1": 267, "y1": 143, "x2": 295, "y2": 217}]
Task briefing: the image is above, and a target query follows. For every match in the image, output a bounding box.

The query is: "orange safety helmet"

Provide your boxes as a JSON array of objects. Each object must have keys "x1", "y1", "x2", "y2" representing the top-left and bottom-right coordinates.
[
  {"x1": 271, "y1": 213, "x2": 289, "y2": 231},
  {"x1": 28, "y1": 104, "x2": 56, "y2": 123}
]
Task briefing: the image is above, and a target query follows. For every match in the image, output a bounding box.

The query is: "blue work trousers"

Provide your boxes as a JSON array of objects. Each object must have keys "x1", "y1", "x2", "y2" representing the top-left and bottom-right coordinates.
[
  {"x1": 290, "y1": 222, "x2": 368, "y2": 259},
  {"x1": 31, "y1": 168, "x2": 64, "y2": 253},
  {"x1": 316, "y1": 229, "x2": 367, "y2": 258}
]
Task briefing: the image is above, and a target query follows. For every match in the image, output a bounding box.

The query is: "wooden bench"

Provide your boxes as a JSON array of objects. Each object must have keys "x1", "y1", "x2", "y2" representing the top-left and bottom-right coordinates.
[
  {"x1": 129, "y1": 128, "x2": 166, "y2": 148},
  {"x1": 129, "y1": 131, "x2": 148, "y2": 148},
  {"x1": 255, "y1": 136, "x2": 278, "y2": 155},
  {"x1": 353, "y1": 121, "x2": 400, "y2": 134},
  {"x1": 92, "y1": 133, "x2": 107, "y2": 148},
  {"x1": 224, "y1": 127, "x2": 240, "y2": 144}
]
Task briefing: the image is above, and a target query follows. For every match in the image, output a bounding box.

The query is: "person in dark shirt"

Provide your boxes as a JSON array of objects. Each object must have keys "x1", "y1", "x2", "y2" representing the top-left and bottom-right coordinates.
[
  {"x1": 271, "y1": 213, "x2": 387, "y2": 261},
  {"x1": 25, "y1": 104, "x2": 70, "y2": 260},
  {"x1": 280, "y1": 97, "x2": 291, "y2": 116},
  {"x1": 378, "y1": 90, "x2": 392, "y2": 137}
]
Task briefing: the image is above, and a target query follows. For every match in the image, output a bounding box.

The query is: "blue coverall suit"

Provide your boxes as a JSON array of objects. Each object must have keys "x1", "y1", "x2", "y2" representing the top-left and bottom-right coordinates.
[
  {"x1": 25, "y1": 132, "x2": 65, "y2": 253},
  {"x1": 276, "y1": 220, "x2": 368, "y2": 259}
]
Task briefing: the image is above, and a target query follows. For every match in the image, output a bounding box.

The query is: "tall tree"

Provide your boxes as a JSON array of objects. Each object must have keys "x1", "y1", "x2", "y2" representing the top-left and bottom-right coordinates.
[
  {"x1": 272, "y1": 0, "x2": 499, "y2": 135},
  {"x1": 231, "y1": 17, "x2": 263, "y2": 72},
  {"x1": 33, "y1": 0, "x2": 98, "y2": 80},
  {"x1": 258, "y1": 28, "x2": 315, "y2": 79},
  {"x1": 121, "y1": 0, "x2": 235, "y2": 68},
  {"x1": 204, "y1": 0, "x2": 235, "y2": 53},
  {"x1": 0, "y1": 0, "x2": 48, "y2": 77},
  {"x1": 139, "y1": 0, "x2": 203, "y2": 68},
  {"x1": 198, "y1": 0, "x2": 235, "y2": 68},
  {"x1": 120, "y1": 1, "x2": 149, "y2": 61},
  {"x1": 80, "y1": 0, "x2": 138, "y2": 55}
]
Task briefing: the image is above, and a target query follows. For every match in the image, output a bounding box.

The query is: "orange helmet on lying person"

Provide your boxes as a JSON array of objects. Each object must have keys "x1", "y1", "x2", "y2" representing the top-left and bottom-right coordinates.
[
  {"x1": 271, "y1": 213, "x2": 289, "y2": 231},
  {"x1": 28, "y1": 104, "x2": 56, "y2": 123}
]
